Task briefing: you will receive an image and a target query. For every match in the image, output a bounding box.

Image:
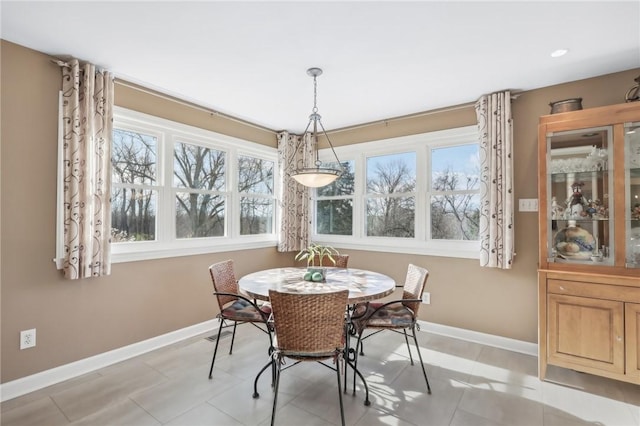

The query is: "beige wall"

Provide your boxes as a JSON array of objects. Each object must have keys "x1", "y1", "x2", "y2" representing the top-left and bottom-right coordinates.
[
  {"x1": 0, "y1": 41, "x2": 291, "y2": 383},
  {"x1": 2, "y1": 39, "x2": 638, "y2": 383}
]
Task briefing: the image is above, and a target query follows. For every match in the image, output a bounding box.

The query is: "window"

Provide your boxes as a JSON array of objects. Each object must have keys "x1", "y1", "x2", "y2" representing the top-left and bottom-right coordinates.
[
  {"x1": 366, "y1": 152, "x2": 416, "y2": 237},
  {"x1": 315, "y1": 160, "x2": 354, "y2": 235},
  {"x1": 429, "y1": 144, "x2": 480, "y2": 240},
  {"x1": 238, "y1": 155, "x2": 274, "y2": 235},
  {"x1": 111, "y1": 128, "x2": 159, "y2": 242},
  {"x1": 173, "y1": 141, "x2": 226, "y2": 238},
  {"x1": 313, "y1": 126, "x2": 480, "y2": 259},
  {"x1": 108, "y1": 107, "x2": 278, "y2": 262}
]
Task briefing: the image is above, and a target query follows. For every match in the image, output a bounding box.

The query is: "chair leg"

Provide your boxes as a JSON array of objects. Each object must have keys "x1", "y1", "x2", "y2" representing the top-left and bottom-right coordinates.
[
  {"x1": 253, "y1": 359, "x2": 274, "y2": 398},
  {"x1": 336, "y1": 359, "x2": 345, "y2": 426},
  {"x1": 343, "y1": 326, "x2": 350, "y2": 395},
  {"x1": 352, "y1": 332, "x2": 363, "y2": 395},
  {"x1": 229, "y1": 322, "x2": 238, "y2": 355},
  {"x1": 403, "y1": 329, "x2": 414, "y2": 366},
  {"x1": 269, "y1": 345, "x2": 276, "y2": 388},
  {"x1": 270, "y1": 360, "x2": 282, "y2": 426},
  {"x1": 208, "y1": 319, "x2": 225, "y2": 379},
  {"x1": 411, "y1": 325, "x2": 432, "y2": 394},
  {"x1": 346, "y1": 358, "x2": 371, "y2": 406},
  {"x1": 253, "y1": 338, "x2": 275, "y2": 398}
]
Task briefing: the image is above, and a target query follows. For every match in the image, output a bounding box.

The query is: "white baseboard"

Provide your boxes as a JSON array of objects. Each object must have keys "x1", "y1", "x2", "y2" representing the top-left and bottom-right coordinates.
[
  {"x1": 0, "y1": 319, "x2": 536, "y2": 403},
  {"x1": 419, "y1": 320, "x2": 538, "y2": 357},
  {"x1": 0, "y1": 319, "x2": 219, "y2": 402}
]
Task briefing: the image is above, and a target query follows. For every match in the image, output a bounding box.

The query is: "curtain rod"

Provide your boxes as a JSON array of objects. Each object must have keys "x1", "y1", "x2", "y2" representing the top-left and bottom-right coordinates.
[
  {"x1": 114, "y1": 78, "x2": 275, "y2": 133},
  {"x1": 50, "y1": 57, "x2": 273, "y2": 133},
  {"x1": 325, "y1": 92, "x2": 521, "y2": 135},
  {"x1": 325, "y1": 102, "x2": 476, "y2": 135},
  {"x1": 51, "y1": 56, "x2": 519, "y2": 135},
  {"x1": 50, "y1": 58, "x2": 70, "y2": 68}
]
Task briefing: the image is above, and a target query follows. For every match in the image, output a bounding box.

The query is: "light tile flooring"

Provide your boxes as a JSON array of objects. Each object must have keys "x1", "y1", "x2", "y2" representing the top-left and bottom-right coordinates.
[{"x1": 2, "y1": 325, "x2": 639, "y2": 426}]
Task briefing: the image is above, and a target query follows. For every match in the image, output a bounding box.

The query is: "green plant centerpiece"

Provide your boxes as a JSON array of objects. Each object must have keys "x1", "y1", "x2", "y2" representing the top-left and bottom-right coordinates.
[{"x1": 295, "y1": 243, "x2": 339, "y2": 282}]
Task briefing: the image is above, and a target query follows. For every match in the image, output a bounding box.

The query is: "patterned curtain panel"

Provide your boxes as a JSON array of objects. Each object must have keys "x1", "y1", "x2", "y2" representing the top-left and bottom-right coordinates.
[
  {"x1": 61, "y1": 59, "x2": 114, "y2": 279},
  {"x1": 475, "y1": 91, "x2": 515, "y2": 269},
  {"x1": 276, "y1": 131, "x2": 311, "y2": 252}
]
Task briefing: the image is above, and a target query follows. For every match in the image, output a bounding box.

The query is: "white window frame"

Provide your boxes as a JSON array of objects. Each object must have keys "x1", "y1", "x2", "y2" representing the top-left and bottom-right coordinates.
[
  {"x1": 56, "y1": 107, "x2": 279, "y2": 266},
  {"x1": 313, "y1": 125, "x2": 480, "y2": 259}
]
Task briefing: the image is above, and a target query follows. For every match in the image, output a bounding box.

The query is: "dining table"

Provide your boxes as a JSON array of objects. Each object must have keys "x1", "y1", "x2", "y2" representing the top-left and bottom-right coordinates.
[
  {"x1": 240, "y1": 266, "x2": 396, "y2": 403},
  {"x1": 238, "y1": 266, "x2": 396, "y2": 304}
]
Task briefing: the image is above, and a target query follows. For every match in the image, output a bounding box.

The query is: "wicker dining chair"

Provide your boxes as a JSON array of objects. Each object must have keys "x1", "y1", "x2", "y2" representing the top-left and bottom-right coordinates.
[
  {"x1": 316, "y1": 254, "x2": 350, "y2": 268},
  {"x1": 262, "y1": 289, "x2": 368, "y2": 426},
  {"x1": 350, "y1": 264, "x2": 432, "y2": 394},
  {"x1": 207, "y1": 260, "x2": 273, "y2": 380}
]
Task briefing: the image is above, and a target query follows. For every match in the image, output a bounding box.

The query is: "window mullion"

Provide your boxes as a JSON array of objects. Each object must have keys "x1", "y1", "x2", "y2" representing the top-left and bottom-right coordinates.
[
  {"x1": 415, "y1": 146, "x2": 427, "y2": 241},
  {"x1": 161, "y1": 132, "x2": 175, "y2": 243},
  {"x1": 353, "y1": 153, "x2": 364, "y2": 238},
  {"x1": 228, "y1": 147, "x2": 237, "y2": 238}
]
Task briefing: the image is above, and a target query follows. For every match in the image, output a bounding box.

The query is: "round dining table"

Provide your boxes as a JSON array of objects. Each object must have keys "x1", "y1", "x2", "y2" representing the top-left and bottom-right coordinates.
[{"x1": 238, "y1": 267, "x2": 396, "y2": 303}]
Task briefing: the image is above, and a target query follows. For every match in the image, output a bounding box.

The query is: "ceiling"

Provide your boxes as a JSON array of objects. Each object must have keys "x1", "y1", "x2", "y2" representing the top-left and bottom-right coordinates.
[{"x1": 2, "y1": 1, "x2": 639, "y2": 133}]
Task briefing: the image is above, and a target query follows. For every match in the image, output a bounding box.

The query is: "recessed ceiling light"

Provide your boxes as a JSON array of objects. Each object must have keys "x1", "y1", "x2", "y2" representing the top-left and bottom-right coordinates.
[{"x1": 551, "y1": 49, "x2": 569, "y2": 58}]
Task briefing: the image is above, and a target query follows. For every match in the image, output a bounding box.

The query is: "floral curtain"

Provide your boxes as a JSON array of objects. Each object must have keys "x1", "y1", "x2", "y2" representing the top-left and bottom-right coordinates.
[
  {"x1": 277, "y1": 131, "x2": 312, "y2": 252},
  {"x1": 475, "y1": 91, "x2": 514, "y2": 269},
  {"x1": 61, "y1": 59, "x2": 114, "y2": 279}
]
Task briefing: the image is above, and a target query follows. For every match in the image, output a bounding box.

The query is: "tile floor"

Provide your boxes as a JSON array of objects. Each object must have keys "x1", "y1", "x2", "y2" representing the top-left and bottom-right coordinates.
[{"x1": 1, "y1": 324, "x2": 639, "y2": 425}]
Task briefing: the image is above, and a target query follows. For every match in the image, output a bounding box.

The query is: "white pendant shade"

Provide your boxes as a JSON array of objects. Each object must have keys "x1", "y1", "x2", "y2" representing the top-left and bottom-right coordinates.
[{"x1": 291, "y1": 168, "x2": 340, "y2": 188}]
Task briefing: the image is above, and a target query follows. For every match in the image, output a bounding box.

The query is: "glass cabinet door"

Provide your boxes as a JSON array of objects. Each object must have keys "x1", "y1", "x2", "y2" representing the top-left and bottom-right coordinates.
[
  {"x1": 626, "y1": 122, "x2": 640, "y2": 268},
  {"x1": 546, "y1": 126, "x2": 613, "y2": 265}
]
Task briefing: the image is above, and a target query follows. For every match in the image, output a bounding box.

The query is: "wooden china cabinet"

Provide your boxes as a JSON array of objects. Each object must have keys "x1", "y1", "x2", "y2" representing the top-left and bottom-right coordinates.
[{"x1": 537, "y1": 102, "x2": 640, "y2": 385}]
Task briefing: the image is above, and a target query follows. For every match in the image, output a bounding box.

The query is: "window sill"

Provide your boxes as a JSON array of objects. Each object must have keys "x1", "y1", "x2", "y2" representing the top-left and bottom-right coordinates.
[
  {"x1": 312, "y1": 236, "x2": 480, "y2": 259},
  {"x1": 54, "y1": 238, "x2": 278, "y2": 268},
  {"x1": 111, "y1": 238, "x2": 278, "y2": 264}
]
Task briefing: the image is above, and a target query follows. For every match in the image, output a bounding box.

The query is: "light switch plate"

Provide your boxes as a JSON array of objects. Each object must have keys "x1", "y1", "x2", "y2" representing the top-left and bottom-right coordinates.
[{"x1": 519, "y1": 198, "x2": 538, "y2": 212}]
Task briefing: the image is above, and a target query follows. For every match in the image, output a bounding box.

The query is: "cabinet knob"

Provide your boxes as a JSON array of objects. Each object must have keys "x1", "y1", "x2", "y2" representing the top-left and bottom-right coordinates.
[
  {"x1": 617, "y1": 336, "x2": 622, "y2": 342},
  {"x1": 559, "y1": 286, "x2": 565, "y2": 291}
]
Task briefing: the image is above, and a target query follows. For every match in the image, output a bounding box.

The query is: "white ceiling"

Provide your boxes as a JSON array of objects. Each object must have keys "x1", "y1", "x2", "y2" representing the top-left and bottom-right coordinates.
[{"x1": 2, "y1": 1, "x2": 639, "y2": 133}]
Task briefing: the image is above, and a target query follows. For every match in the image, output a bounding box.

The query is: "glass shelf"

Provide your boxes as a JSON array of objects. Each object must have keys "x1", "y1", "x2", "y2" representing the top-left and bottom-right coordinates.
[
  {"x1": 551, "y1": 218, "x2": 610, "y2": 222},
  {"x1": 549, "y1": 170, "x2": 607, "y2": 179}
]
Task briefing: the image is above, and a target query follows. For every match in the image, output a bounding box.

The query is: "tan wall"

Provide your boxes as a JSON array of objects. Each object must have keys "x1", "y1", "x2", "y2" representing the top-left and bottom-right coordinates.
[
  {"x1": 114, "y1": 81, "x2": 275, "y2": 146},
  {"x1": 2, "y1": 39, "x2": 638, "y2": 383},
  {"x1": 0, "y1": 41, "x2": 291, "y2": 383}
]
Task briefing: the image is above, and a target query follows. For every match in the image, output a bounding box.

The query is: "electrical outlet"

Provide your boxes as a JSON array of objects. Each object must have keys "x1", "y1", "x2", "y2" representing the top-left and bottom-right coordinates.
[
  {"x1": 421, "y1": 292, "x2": 430, "y2": 304},
  {"x1": 20, "y1": 329, "x2": 36, "y2": 350}
]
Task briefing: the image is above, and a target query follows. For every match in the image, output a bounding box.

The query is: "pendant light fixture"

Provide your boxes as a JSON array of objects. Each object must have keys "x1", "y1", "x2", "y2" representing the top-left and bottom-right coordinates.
[{"x1": 290, "y1": 67, "x2": 343, "y2": 188}]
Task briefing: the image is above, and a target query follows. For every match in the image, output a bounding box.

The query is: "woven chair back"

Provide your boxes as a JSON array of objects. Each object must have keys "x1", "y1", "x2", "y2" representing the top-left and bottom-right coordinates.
[
  {"x1": 309, "y1": 254, "x2": 349, "y2": 268},
  {"x1": 402, "y1": 264, "x2": 429, "y2": 316},
  {"x1": 209, "y1": 260, "x2": 239, "y2": 308},
  {"x1": 269, "y1": 289, "x2": 349, "y2": 356}
]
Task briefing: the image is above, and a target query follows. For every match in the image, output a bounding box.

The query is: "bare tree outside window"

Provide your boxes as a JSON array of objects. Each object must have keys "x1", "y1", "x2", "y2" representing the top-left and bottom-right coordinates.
[
  {"x1": 174, "y1": 142, "x2": 226, "y2": 238},
  {"x1": 366, "y1": 154, "x2": 416, "y2": 237},
  {"x1": 430, "y1": 145, "x2": 480, "y2": 240},
  {"x1": 111, "y1": 129, "x2": 157, "y2": 241},
  {"x1": 316, "y1": 161, "x2": 354, "y2": 235},
  {"x1": 238, "y1": 156, "x2": 274, "y2": 235}
]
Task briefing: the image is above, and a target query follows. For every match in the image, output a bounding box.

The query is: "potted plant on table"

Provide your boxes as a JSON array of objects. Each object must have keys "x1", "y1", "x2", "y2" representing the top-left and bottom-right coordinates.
[{"x1": 295, "y1": 243, "x2": 339, "y2": 282}]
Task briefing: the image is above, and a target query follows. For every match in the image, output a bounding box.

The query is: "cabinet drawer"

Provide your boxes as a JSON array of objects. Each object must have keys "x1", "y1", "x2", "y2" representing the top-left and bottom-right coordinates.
[{"x1": 548, "y1": 279, "x2": 640, "y2": 303}]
